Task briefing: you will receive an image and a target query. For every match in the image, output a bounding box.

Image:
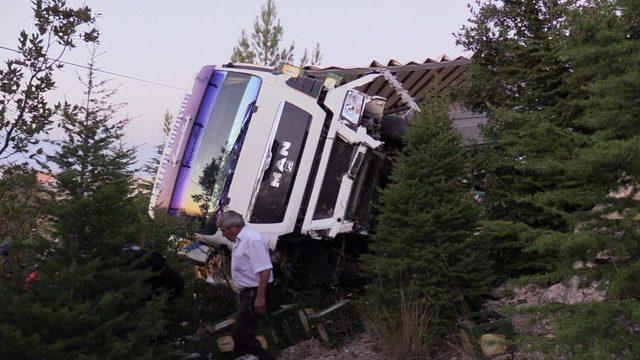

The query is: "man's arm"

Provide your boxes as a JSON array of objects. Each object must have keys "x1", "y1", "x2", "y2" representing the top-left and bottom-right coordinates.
[{"x1": 254, "y1": 268, "x2": 271, "y2": 316}]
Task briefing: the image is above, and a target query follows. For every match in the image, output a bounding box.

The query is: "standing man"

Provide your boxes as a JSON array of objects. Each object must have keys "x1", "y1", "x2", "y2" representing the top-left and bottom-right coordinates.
[{"x1": 216, "y1": 210, "x2": 274, "y2": 360}]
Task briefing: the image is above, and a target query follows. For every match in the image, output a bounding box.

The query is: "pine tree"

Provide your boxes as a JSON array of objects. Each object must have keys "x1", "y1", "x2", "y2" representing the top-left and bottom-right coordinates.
[
  {"x1": 459, "y1": 0, "x2": 640, "y2": 285},
  {"x1": 551, "y1": 0, "x2": 640, "y2": 297},
  {"x1": 230, "y1": 0, "x2": 322, "y2": 66},
  {"x1": 0, "y1": 0, "x2": 97, "y2": 159},
  {"x1": 456, "y1": 0, "x2": 582, "y2": 277},
  {"x1": 231, "y1": 30, "x2": 258, "y2": 64},
  {"x1": 299, "y1": 42, "x2": 323, "y2": 67},
  {"x1": 362, "y1": 95, "x2": 493, "y2": 332},
  {"x1": 445, "y1": 1, "x2": 640, "y2": 355},
  {"x1": 0, "y1": 50, "x2": 178, "y2": 359},
  {"x1": 231, "y1": 0, "x2": 293, "y2": 66}
]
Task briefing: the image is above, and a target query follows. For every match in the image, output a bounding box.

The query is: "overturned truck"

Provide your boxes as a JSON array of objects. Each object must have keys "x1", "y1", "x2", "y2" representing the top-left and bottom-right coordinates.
[{"x1": 149, "y1": 56, "x2": 485, "y2": 288}]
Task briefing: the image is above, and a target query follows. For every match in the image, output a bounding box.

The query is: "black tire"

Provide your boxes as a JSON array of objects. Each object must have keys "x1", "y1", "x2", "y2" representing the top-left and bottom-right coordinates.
[{"x1": 380, "y1": 115, "x2": 408, "y2": 145}]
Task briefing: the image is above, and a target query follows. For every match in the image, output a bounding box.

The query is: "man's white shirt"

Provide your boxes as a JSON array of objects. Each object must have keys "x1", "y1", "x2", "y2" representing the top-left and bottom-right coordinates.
[{"x1": 231, "y1": 226, "x2": 274, "y2": 290}]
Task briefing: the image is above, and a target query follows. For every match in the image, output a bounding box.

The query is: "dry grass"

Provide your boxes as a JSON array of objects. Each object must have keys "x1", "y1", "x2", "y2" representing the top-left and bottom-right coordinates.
[
  {"x1": 435, "y1": 330, "x2": 477, "y2": 360},
  {"x1": 365, "y1": 292, "x2": 438, "y2": 359}
]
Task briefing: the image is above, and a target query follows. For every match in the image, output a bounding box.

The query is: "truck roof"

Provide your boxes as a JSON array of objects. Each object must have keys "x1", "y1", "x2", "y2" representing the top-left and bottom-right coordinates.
[
  {"x1": 304, "y1": 54, "x2": 471, "y2": 114},
  {"x1": 306, "y1": 55, "x2": 486, "y2": 144}
]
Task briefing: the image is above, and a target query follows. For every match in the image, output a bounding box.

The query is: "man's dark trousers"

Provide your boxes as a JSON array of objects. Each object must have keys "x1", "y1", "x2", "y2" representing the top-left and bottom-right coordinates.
[{"x1": 232, "y1": 287, "x2": 274, "y2": 360}]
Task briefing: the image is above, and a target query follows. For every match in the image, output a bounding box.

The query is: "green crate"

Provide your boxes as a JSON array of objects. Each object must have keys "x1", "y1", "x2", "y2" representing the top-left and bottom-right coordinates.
[
  {"x1": 307, "y1": 299, "x2": 364, "y2": 347},
  {"x1": 267, "y1": 303, "x2": 317, "y2": 348}
]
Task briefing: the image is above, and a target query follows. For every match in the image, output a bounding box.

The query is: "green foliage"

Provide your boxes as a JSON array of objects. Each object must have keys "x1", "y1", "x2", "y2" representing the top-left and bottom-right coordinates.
[
  {"x1": 0, "y1": 165, "x2": 46, "y2": 247},
  {"x1": 141, "y1": 208, "x2": 198, "y2": 255},
  {"x1": 457, "y1": 3, "x2": 640, "y2": 358},
  {"x1": 478, "y1": 221, "x2": 554, "y2": 280},
  {"x1": 0, "y1": 0, "x2": 97, "y2": 159},
  {"x1": 45, "y1": 53, "x2": 139, "y2": 255},
  {"x1": 552, "y1": 301, "x2": 640, "y2": 359},
  {"x1": 456, "y1": 0, "x2": 584, "y2": 277},
  {"x1": 505, "y1": 301, "x2": 640, "y2": 359},
  {"x1": 0, "y1": 49, "x2": 181, "y2": 358},
  {"x1": 231, "y1": 0, "x2": 293, "y2": 66},
  {"x1": 457, "y1": 0, "x2": 640, "y2": 280},
  {"x1": 230, "y1": 0, "x2": 322, "y2": 66},
  {"x1": 610, "y1": 261, "x2": 640, "y2": 301},
  {"x1": 457, "y1": 0, "x2": 574, "y2": 114},
  {"x1": 552, "y1": 0, "x2": 640, "y2": 266},
  {"x1": 362, "y1": 95, "x2": 493, "y2": 333},
  {"x1": 0, "y1": 248, "x2": 174, "y2": 359},
  {"x1": 299, "y1": 42, "x2": 323, "y2": 67}
]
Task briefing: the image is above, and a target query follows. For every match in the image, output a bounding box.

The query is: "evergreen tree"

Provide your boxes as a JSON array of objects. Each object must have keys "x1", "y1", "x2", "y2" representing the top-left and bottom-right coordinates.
[
  {"x1": 231, "y1": 0, "x2": 293, "y2": 66},
  {"x1": 299, "y1": 42, "x2": 323, "y2": 67},
  {"x1": 231, "y1": 30, "x2": 258, "y2": 64},
  {"x1": 456, "y1": 0, "x2": 582, "y2": 277},
  {"x1": 550, "y1": 0, "x2": 640, "y2": 296},
  {"x1": 0, "y1": 50, "x2": 177, "y2": 359},
  {"x1": 0, "y1": 0, "x2": 97, "y2": 159},
  {"x1": 362, "y1": 95, "x2": 493, "y2": 332},
  {"x1": 231, "y1": 0, "x2": 322, "y2": 66},
  {"x1": 458, "y1": 0, "x2": 640, "y2": 283}
]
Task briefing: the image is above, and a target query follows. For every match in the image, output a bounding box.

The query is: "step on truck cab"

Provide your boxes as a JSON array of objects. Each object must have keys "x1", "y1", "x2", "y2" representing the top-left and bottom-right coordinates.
[{"x1": 149, "y1": 64, "x2": 390, "y2": 250}]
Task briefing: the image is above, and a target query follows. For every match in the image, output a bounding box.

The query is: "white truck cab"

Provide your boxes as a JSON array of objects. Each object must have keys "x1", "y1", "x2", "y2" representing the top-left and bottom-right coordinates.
[{"x1": 150, "y1": 64, "x2": 388, "y2": 249}]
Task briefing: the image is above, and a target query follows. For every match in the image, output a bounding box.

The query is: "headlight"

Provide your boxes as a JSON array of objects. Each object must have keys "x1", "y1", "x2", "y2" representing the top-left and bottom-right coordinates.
[{"x1": 341, "y1": 90, "x2": 366, "y2": 125}]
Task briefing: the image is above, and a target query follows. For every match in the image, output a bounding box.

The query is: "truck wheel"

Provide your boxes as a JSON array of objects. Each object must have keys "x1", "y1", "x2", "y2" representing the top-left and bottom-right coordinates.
[{"x1": 380, "y1": 115, "x2": 408, "y2": 145}]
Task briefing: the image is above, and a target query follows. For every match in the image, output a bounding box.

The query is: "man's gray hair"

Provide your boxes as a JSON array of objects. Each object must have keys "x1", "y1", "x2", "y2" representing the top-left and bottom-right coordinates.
[{"x1": 217, "y1": 210, "x2": 245, "y2": 229}]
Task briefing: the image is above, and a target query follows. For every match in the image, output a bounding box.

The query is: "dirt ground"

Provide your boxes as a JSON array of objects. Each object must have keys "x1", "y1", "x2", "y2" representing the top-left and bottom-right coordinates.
[{"x1": 277, "y1": 331, "x2": 386, "y2": 360}]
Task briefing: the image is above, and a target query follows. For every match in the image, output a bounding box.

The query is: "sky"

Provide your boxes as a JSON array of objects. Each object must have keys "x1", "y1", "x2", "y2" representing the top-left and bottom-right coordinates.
[{"x1": 0, "y1": 0, "x2": 474, "y2": 169}]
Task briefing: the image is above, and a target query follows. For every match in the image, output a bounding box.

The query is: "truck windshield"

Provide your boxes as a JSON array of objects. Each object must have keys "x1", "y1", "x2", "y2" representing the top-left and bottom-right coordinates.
[{"x1": 169, "y1": 71, "x2": 262, "y2": 217}]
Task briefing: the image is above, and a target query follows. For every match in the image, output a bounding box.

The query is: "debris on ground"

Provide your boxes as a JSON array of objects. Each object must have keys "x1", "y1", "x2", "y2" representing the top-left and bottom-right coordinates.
[
  {"x1": 277, "y1": 331, "x2": 385, "y2": 360},
  {"x1": 542, "y1": 276, "x2": 606, "y2": 305},
  {"x1": 477, "y1": 277, "x2": 610, "y2": 359},
  {"x1": 484, "y1": 276, "x2": 607, "y2": 311},
  {"x1": 483, "y1": 283, "x2": 546, "y2": 310},
  {"x1": 510, "y1": 312, "x2": 556, "y2": 339}
]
